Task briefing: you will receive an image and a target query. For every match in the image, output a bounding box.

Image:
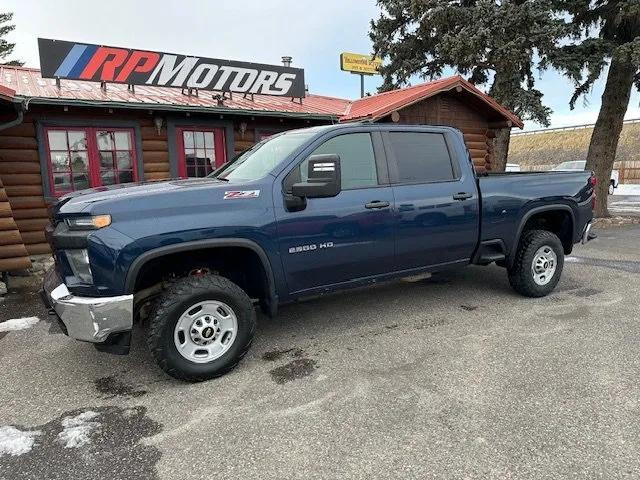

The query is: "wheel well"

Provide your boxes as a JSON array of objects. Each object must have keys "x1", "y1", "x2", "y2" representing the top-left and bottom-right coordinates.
[
  {"x1": 520, "y1": 210, "x2": 574, "y2": 254},
  {"x1": 132, "y1": 246, "x2": 271, "y2": 307}
]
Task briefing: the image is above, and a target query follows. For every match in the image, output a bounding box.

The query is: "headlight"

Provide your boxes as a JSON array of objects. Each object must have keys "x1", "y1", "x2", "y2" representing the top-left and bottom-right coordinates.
[
  {"x1": 65, "y1": 215, "x2": 111, "y2": 230},
  {"x1": 65, "y1": 249, "x2": 93, "y2": 284}
]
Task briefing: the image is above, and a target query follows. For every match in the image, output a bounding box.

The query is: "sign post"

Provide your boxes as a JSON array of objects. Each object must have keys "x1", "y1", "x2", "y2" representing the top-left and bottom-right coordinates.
[{"x1": 339, "y1": 52, "x2": 382, "y2": 98}]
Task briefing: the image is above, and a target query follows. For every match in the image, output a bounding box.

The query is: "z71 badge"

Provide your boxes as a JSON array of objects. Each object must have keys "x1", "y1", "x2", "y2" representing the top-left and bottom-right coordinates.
[{"x1": 224, "y1": 190, "x2": 260, "y2": 200}]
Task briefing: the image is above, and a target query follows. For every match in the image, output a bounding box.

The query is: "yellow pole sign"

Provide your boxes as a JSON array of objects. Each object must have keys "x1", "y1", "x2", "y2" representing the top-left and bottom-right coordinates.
[{"x1": 340, "y1": 52, "x2": 382, "y2": 75}]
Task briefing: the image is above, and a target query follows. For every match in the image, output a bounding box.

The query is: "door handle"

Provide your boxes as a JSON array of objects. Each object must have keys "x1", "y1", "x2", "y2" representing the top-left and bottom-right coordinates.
[
  {"x1": 365, "y1": 200, "x2": 390, "y2": 209},
  {"x1": 452, "y1": 192, "x2": 473, "y2": 201}
]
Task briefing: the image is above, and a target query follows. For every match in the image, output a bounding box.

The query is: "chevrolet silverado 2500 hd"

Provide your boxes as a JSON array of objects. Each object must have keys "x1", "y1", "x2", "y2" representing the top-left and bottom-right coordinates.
[{"x1": 42, "y1": 123, "x2": 596, "y2": 381}]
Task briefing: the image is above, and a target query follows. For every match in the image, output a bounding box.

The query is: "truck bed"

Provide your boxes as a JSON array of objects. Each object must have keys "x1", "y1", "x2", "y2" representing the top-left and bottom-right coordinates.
[{"x1": 478, "y1": 170, "x2": 594, "y2": 257}]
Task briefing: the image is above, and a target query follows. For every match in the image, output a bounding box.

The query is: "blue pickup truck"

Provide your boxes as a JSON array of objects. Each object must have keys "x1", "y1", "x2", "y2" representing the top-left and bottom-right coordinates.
[{"x1": 42, "y1": 123, "x2": 596, "y2": 381}]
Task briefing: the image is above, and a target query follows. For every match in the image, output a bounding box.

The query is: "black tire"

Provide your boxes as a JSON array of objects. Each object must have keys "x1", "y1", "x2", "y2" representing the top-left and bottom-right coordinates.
[
  {"x1": 508, "y1": 229, "x2": 564, "y2": 298},
  {"x1": 147, "y1": 274, "x2": 256, "y2": 382}
]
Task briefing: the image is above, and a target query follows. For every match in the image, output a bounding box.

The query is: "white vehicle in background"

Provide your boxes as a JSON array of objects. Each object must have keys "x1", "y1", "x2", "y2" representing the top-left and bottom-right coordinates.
[
  {"x1": 552, "y1": 160, "x2": 619, "y2": 194},
  {"x1": 506, "y1": 163, "x2": 521, "y2": 172}
]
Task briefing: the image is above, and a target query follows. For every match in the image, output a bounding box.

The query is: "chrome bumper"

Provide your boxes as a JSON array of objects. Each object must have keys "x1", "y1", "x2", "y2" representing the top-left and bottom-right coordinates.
[
  {"x1": 42, "y1": 267, "x2": 133, "y2": 343},
  {"x1": 582, "y1": 222, "x2": 595, "y2": 245}
]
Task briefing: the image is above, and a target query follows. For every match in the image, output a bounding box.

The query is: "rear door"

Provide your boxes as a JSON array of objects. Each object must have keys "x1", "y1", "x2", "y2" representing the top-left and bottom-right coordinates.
[
  {"x1": 383, "y1": 129, "x2": 479, "y2": 271},
  {"x1": 275, "y1": 130, "x2": 395, "y2": 293}
]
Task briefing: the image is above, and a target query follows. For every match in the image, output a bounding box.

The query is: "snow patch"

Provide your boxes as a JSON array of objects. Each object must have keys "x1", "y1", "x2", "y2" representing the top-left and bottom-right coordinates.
[
  {"x1": 614, "y1": 184, "x2": 640, "y2": 196},
  {"x1": 0, "y1": 426, "x2": 41, "y2": 456},
  {"x1": 565, "y1": 256, "x2": 580, "y2": 263},
  {"x1": 57, "y1": 411, "x2": 101, "y2": 449},
  {"x1": 0, "y1": 317, "x2": 40, "y2": 332}
]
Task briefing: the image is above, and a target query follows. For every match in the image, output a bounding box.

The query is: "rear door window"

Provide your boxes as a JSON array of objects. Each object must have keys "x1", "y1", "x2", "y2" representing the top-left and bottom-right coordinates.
[{"x1": 387, "y1": 132, "x2": 455, "y2": 184}]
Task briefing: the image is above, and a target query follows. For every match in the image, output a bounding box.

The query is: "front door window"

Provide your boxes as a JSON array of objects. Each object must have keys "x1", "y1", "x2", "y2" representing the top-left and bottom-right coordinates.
[{"x1": 177, "y1": 128, "x2": 226, "y2": 178}]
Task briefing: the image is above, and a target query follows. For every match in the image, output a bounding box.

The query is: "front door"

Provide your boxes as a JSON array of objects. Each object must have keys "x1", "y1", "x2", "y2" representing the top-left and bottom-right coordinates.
[
  {"x1": 383, "y1": 129, "x2": 479, "y2": 270},
  {"x1": 275, "y1": 131, "x2": 395, "y2": 293},
  {"x1": 176, "y1": 127, "x2": 227, "y2": 178}
]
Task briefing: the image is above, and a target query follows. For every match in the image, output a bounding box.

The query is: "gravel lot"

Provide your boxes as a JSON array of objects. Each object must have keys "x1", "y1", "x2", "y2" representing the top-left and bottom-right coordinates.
[{"x1": 1, "y1": 225, "x2": 639, "y2": 480}]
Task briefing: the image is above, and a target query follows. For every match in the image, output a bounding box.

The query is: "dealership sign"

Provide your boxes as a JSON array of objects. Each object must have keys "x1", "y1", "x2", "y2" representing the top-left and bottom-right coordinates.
[
  {"x1": 340, "y1": 52, "x2": 382, "y2": 75},
  {"x1": 38, "y1": 38, "x2": 306, "y2": 97}
]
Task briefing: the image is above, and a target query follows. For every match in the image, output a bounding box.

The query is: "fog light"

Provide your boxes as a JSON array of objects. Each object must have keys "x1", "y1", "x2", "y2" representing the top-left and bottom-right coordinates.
[{"x1": 66, "y1": 249, "x2": 93, "y2": 284}]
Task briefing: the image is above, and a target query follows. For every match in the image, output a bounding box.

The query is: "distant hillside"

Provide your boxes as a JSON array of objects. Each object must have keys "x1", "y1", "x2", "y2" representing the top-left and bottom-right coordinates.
[{"x1": 509, "y1": 121, "x2": 640, "y2": 178}]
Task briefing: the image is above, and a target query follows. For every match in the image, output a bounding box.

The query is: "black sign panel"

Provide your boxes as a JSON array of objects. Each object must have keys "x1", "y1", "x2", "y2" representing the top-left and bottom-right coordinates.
[{"x1": 38, "y1": 38, "x2": 306, "y2": 98}]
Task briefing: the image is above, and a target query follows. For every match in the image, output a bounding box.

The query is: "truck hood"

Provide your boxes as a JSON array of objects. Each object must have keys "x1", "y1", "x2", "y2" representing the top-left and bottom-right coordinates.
[{"x1": 58, "y1": 178, "x2": 241, "y2": 214}]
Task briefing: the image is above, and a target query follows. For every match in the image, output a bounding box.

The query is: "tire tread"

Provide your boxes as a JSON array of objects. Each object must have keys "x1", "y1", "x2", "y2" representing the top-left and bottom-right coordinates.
[
  {"x1": 147, "y1": 275, "x2": 255, "y2": 382},
  {"x1": 508, "y1": 229, "x2": 564, "y2": 298}
]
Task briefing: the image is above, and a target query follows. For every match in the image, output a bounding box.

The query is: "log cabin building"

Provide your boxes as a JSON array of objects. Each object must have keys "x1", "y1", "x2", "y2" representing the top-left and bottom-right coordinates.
[{"x1": 0, "y1": 66, "x2": 522, "y2": 272}]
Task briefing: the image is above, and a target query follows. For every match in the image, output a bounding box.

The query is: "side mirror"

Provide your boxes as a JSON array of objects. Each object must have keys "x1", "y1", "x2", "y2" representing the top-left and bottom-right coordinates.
[{"x1": 291, "y1": 154, "x2": 341, "y2": 199}]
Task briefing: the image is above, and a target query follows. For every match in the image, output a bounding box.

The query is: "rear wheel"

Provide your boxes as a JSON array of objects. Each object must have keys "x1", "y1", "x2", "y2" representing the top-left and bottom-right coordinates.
[
  {"x1": 508, "y1": 230, "x2": 564, "y2": 297},
  {"x1": 147, "y1": 274, "x2": 256, "y2": 382}
]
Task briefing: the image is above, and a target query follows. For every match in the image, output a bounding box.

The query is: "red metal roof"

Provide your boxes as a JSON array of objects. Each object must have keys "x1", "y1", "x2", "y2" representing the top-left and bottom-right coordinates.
[
  {"x1": 0, "y1": 67, "x2": 522, "y2": 127},
  {"x1": 343, "y1": 75, "x2": 524, "y2": 128},
  {"x1": 0, "y1": 66, "x2": 350, "y2": 119},
  {"x1": 0, "y1": 84, "x2": 16, "y2": 102}
]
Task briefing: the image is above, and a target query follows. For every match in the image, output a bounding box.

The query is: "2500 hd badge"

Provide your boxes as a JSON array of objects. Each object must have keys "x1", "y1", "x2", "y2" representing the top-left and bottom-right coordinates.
[{"x1": 288, "y1": 242, "x2": 334, "y2": 254}]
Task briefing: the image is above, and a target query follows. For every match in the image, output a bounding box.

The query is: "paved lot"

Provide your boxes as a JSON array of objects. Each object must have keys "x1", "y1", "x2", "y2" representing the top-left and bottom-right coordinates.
[
  {"x1": 1, "y1": 225, "x2": 640, "y2": 479},
  {"x1": 610, "y1": 186, "x2": 640, "y2": 216}
]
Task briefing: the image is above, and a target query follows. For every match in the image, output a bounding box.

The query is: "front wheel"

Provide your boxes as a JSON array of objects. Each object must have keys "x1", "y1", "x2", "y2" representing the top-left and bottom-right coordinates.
[
  {"x1": 508, "y1": 230, "x2": 564, "y2": 297},
  {"x1": 147, "y1": 275, "x2": 256, "y2": 382}
]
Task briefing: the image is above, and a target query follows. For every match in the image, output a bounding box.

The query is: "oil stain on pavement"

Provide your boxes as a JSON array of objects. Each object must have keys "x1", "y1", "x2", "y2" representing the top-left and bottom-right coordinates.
[
  {"x1": 262, "y1": 347, "x2": 318, "y2": 384},
  {"x1": 94, "y1": 374, "x2": 147, "y2": 399},
  {"x1": 269, "y1": 358, "x2": 318, "y2": 384},
  {"x1": 261, "y1": 347, "x2": 304, "y2": 362},
  {"x1": 569, "y1": 287, "x2": 603, "y2": 298},
  {"x1": 0, "y1": 406, "x2": 162, "y2": 480}
]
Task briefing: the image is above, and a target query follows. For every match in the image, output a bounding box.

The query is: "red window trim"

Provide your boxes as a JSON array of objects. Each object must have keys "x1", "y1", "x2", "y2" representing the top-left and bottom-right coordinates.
[
  {"x1": 175, "y1": 126, "x2": 227, "y2": 178},
  {"x1": 43, "y1": 126, "x2": 138, "y2": 197}
]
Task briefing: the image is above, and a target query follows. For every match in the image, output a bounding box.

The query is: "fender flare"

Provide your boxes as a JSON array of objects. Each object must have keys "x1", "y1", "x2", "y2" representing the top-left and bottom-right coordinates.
[
  {"x1": 124, "y1": 238, "x2": 278, "y2": 315},
  {"x1": 507, "y1": 204, "x2": 575, "y2": 268}
]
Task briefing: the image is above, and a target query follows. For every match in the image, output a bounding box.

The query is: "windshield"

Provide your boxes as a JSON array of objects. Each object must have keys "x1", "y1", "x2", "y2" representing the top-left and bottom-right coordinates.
[{"x1": 217, "y1": 130, "x2": 317, "y2": 182}]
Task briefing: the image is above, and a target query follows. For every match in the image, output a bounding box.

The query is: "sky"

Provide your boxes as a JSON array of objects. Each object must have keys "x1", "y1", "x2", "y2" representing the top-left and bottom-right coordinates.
[{"x1": 3, "y1": 0, "x2": 639, "y2": 131}]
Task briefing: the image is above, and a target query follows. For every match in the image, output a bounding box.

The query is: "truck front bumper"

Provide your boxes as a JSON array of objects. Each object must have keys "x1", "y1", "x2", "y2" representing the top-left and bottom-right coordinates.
[{"x1": 41, "y1": 266, "x2": 133, "y2": 343}]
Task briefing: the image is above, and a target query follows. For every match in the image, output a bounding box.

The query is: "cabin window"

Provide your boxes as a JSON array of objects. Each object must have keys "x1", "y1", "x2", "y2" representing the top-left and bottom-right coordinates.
[
  {"x1": 176, "y1": 127, "x2": 227, "y2": 178},
  {"x1": 44, "y1": 127, "x2": 138, "y2": 196}
]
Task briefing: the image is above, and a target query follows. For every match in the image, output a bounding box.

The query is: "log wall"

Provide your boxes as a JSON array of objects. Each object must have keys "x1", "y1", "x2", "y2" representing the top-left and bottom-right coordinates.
[
  {"x1": 0, "y1": 175, "x2": 31, "y2": 271},
  {"x1": 0, "y1": 115, "x2": 48, "y2": 259}
]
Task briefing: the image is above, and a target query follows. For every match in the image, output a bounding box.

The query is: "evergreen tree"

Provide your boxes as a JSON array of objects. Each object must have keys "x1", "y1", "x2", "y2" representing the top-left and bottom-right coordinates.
[
  {"x1": 0, "y1": 12, "x2": 23, "y2": 66},
  {"x1": 370, "y1": 0, "x2": 564, "y2": 171},
  {"x1": 549, "y1": 0, "x2": 640, "y2": 217}
]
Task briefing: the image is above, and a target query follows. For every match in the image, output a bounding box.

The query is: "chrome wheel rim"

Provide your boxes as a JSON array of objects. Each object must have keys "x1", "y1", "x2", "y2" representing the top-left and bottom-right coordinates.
[
  {"x1": 174, "y1": 300, "x2": 238, "y2": 363},
  {"x1": 531, "y1": 246, "x2": 557, "y2": 286}
]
